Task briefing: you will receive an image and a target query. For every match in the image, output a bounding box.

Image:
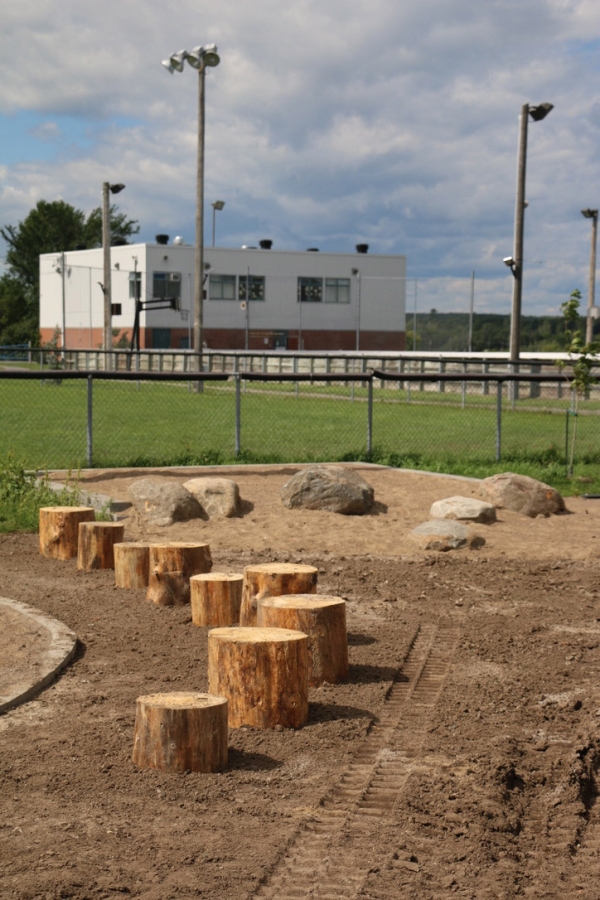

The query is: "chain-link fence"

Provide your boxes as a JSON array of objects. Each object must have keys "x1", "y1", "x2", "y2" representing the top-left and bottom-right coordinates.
[{"x1": 0, "y1": 368, "x2": 597, "y2": 472}]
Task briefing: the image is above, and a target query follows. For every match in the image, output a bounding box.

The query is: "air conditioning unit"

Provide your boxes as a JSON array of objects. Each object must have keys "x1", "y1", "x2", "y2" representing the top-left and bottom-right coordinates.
[{"x1": 169, "y1": 272, "x2": 181, "y2": 282}]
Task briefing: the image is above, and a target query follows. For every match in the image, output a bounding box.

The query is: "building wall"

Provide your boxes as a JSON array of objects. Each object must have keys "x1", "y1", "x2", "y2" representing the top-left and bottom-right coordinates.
[{"x1": 39, "y1": 243, "x2": 406, "y2": 351}]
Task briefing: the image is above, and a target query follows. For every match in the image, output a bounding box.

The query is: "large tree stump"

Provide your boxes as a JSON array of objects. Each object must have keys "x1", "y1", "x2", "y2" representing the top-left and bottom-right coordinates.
[
  {"x1": 208, "y1": 626, "x2": 308, "y2": 729},
  {"x1": 39, "y1": 506, "x2": 95, "y2": 559},
  {"x1": 190, "y1": 573, "x2": 244, "y2": 627},
  {"x1": 77, "y1": 521, "x2": 124, "y2": 571},
  {"x1": 114, "y1": 542, "x2": 150, "y2": 589},
  {"x1": 240, "y1": 563, "x2": 318, "y2": 627},
  {"x1": 132, "y1": 692, "x2": 228, "y2": 773},
  {"x1": 257, "y1": 594, "x2": 349, "y2": 686},
  {"x1": 146, "y1": 542, "x2": 212, "y2": 607}
]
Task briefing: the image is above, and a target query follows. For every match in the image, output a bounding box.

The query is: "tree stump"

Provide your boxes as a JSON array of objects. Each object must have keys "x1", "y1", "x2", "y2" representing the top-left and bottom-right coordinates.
[
  {"x1": 208, "y1": 626, "x2": 309, "y2": 729},
  {"x1": 146, "y1": 542, "x2": 212, "y2": 607},
  {"x1": 114, "y1": 542, "x2": 150, "y2": 589},
  {"x1": 257, "y1": 594, "x2": 349, "y2": 686},
  {"x1": 77, "y1": 521, "x2": 125, "y2": 571},
  {"x1": 240, "y1": 563, "x2": 318, "y2": 627},
  {"x1": 190, "y1": 573, "x2": 244, "y2": 627},
  {"x1": 39, "y1": 506, "x2": 96, "y2": 559},
  {"x1": 132, "y1": 692, "x2": 228, "y2": 773}
]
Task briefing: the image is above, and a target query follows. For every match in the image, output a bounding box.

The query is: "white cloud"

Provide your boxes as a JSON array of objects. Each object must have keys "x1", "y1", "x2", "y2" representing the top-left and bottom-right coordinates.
[{"x1": 1, "y1": 0, "x2": 600, "y2": 316}]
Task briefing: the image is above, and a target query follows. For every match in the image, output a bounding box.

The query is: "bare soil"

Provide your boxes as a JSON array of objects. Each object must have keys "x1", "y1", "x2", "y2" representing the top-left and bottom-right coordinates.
[{"x1": 2, "y1": 466, "x2": 600, "y2": 899}]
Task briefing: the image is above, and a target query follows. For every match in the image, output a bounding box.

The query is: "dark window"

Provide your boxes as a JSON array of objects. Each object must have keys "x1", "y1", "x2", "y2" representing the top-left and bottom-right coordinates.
[
  {"x1": 152, "y1": 272, "x2": 181, "y2": 306},
  {"x1": 111, "y1": 303, "x2": 122, "y2": 316},
  {"x1": 325, "y1": 277, "x2": 350, "y2": 303},
  {"x1": 298, "y1": 277, "x2": 323, "y2": 302},
  {"x1": 128, "y1": 272, "x2": 141, "y2": 298},
  {"x1": 209, "y1": 274, "x2": 236, "y2": 299},
  {"x1": 238, "y1": 275, "x2": 265, "y2": 301}
]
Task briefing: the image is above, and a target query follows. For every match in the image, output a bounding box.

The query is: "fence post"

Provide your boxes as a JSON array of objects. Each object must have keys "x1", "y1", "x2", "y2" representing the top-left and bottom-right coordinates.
[
  {"x1": 496, "y1": 380, "x2": 502, "y2": 462},
  {"x1": 235, "y1": 375, "x2": 241, "y2": 457},
  {"x1": 87, "y1": 375, "x2": 93, "y2": 467},
  {"x1": 367, "y1": 376, "x2": 373, "y2": 455}
]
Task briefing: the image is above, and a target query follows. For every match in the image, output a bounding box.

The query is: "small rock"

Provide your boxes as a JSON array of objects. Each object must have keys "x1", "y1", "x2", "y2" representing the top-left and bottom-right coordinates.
[
  {"x1": 281, "y1": 466, "x2": 374, "y2": 515},
  {"x1": 430, "y1": 496, "x2": 496, "y2": 524},
  {"x1": 410, "y1": 519, "x2": 484, "y2": 552},
  {"x1": 184, "y1": 477, "x2": 241, "y2": 518}
]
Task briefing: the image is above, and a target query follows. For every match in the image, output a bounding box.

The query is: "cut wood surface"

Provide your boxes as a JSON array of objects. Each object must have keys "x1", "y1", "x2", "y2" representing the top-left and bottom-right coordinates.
[
  {"x1": 114, "y1": 542, "x2": 150, "y2": 589},
  {"x1": 76, "y1": 522, "x2": 125, "y2": 571},
  {"x1": 257, "y1": 594, "x2": 349, "y2": 686},
  {"x1": 240, "y1": 563, "x2": 318, "y2": 627},
  {"x1": 146, "y1": 542, "x2": 212, "y2": 607},
  {"x1": 190, "y1": 573, "x2": 243, "y2": 627},
  {"x1": 39, "y1": 506, "x2": 96, "y2": 559},
  {"x1": 208, "y1": 626, "x2": 309, "y2": 729},
  {"x1": 131, "y1": 692, "x2": 228, "y2": 773}
]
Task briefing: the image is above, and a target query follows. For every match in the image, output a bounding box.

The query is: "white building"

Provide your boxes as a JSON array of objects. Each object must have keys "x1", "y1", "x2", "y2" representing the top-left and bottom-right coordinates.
[{"x1": 39, "y1": 240, "x2": 406, "y2": 351}]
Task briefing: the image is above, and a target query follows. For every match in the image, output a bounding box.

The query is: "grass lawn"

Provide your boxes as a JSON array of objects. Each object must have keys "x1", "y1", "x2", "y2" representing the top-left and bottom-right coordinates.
[{"x1": 1, "y1": 377, "x2": 600, "y2": 494}]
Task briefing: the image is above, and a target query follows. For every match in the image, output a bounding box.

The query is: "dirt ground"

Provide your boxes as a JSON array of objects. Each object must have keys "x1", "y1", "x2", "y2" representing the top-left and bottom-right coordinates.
[{"x1": 2, "y1": 465, "x2": 600, "y2": 899}]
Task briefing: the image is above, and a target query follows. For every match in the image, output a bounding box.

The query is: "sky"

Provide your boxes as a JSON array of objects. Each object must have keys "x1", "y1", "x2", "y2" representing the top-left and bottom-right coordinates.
[{"x1": 1, "y1": 0, "x2": 600, "y2": 318}]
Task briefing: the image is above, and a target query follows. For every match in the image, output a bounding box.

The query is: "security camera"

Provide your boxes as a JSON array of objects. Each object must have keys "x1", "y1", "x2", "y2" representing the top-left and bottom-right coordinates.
[{"x1": 503, "y1": 257, "x2": 515, "y2": 268}]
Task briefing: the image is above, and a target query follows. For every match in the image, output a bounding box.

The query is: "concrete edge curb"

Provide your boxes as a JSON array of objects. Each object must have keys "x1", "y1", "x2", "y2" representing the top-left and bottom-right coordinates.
[{"x1": 0, "y1": 596, "x2": 77, "y2": 714}]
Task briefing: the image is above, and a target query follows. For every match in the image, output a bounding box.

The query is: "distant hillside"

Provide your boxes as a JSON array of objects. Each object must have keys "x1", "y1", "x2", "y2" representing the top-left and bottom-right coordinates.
[{"x1": 408, "y1": 311, "x2": 592, "y2": 353}]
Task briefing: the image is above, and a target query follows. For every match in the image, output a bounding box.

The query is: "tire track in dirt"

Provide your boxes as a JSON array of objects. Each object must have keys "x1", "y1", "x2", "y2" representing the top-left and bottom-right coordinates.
[{"x1": 253, "y1": 618, "x2": 461, "y2": 900}]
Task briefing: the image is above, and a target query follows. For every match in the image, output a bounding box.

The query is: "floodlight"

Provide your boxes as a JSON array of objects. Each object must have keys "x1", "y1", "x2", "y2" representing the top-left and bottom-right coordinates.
[
  {"x1": 212, "y1": 200, "x2": 225, "y2": 211},
  {"x1": 203, "y1": 44, "x2": 220, "y2": 67},
  {"x1": 582, "y1": 209, "x2": 598, "y2": 219},
  {"x1": 109, "y1": 183, "x2": 125, "y2": 195},
  {"x1": 162, "y1": 50, "x2": 187, "y2": 74},
  {"x1": 529, "y1": 102, "x2": 554, "y2": 122},
  {"x1": 503, "y1": 257, "x2": 515, "y2": 267}
]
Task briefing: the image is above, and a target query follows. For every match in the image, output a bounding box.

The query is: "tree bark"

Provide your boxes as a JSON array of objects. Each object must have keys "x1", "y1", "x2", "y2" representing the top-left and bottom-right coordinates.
[
  {"x1": 132, "y1": 692, "x2": 228, "y2": 773},
  {"x1": 77, "y1": 521, "x2": 125, "y2": 571},
  {"x1": 240, "y1": 563, "x2": 318, "y2": 627},
  {"x1": 114, "y1": 542, "x2": 150, "y2": 589},
  {"x1": 208, "y1": 626, "x2": 309, "y2": 729},
  {"x1": 39, "y1": 506, "x2": 95, "y2": 559},
  {"x1": 257, "y1": 594, "x2": 349, "y2": 686},
  {"x1": 146, "y1": 542, "x2": 212, "y2": 607},
  {"x1": 190, "y1": 573, "x2": 243, "y2": 627}
]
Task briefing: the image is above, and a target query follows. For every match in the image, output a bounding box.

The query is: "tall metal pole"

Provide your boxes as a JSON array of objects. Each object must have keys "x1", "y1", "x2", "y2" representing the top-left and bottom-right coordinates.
[
  {"x1": 212, "y1": 204, "x2": 216, "y2": 248},
  {"x1": 102, "y1": 181, "x2": 112, "y2": 362},
  {"x1": 61, "y1": 251, "x2": 67, "y2": 351},
  {"x1": 355, "y1": 271, "x2": 362, "y2": 351},
  {"x1": 468, "y1": 270, "x2": 475, "y2": 353},
  {"x1": 193, "y1": 63, "x2": 206, "y2": 387},
  {"x1": 509, "y1": 104, "x2": 529, "y2": 363},
  {"x1": 586, "y1": 211, "x2": 598, "y2": 344},
  {"x1": 413, "y1": 278, "x2": 418, "y2": 351}
]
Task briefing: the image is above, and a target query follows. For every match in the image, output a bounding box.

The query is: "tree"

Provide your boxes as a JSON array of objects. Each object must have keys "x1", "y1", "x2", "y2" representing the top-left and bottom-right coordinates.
[
  {"x1": 0, "y1": 199, "x2": 139, "y2": 346},
  {"x1": 556, "y1": 289, "x2": 600, "y2": 476}
]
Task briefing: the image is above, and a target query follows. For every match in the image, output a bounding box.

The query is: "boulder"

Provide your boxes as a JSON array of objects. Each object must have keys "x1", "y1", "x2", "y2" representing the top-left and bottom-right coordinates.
[
  {"x1": 183, "y1": 477, "x2": 241, "y2": 518},
  {"x1": 429, "y1": 496, "x2": 496, "y2": 524},
  {"x1": 410, "y1": 519, "x2": 484, "y2": 552},
  {"x1": 129, "y1": 479, "x2": 203, "y2": 527},
  {"x1": 480, "y1": 473, "x2": 565, "y2": 518},
  {"x1": 281, "y1": 466, "x2": 374, "y2": 515}
]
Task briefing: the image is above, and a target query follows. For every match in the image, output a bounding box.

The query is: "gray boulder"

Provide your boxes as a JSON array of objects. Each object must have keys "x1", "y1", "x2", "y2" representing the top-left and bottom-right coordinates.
[
  {"x1": 410, "y1": 519, "x2": 484, "y2": 552},
  {"x1": 480, "y1": 473, "x2": 565, "y2": 518},
  {"x1": 429, "y1": 495, "x2": 496, "y2": 524},
  {"x1": 281, "y1": 466, "x2": 374, "y2": 515},
  {"x1": 129, "y1": 479, "x2": 203, "y2": 527},
  {"x1": 183, "y1": 477, "x2": 241, "y2": 518}
]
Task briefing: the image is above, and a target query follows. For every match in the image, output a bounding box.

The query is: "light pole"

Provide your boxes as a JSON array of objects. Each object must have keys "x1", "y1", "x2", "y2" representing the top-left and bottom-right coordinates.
[
  {"x1": 582, "y1": 208, "x2": 598, "y2": 344},
  {"x1": 163, "y1": 45, "x2": 220, "y2": 383},
  {"x1": 102, "y1": 182, "x2": 125, "y2": 363},
  {"x1": 507, "y1": 102, "x2": 553, "y2": 363},
  {"x1": 212, "y1": 200, "x2": 225, "y2": 247}
]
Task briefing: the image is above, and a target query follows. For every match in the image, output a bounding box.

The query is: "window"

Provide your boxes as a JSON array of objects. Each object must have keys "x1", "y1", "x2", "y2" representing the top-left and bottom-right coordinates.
[
  {"x1": 238, "y1": 275, "x2": 265, "y2": 301},
  {"x1": 298, "y1": 277, "x2": 323, "y2": 303},
  {"x1": 209, "y1": 274, "x2": 236, "y2": 300},
  {"x1": 111, "y1": 303, "x2": 122, "y2": 316},
  {"x1": 325, "y1": 277, "x2": 350, "y2": 303},
  {"x1": 152, "y1": 272, "x2": 181, "y2": 306},
  {"x1": 128, "y1": 271, "x2": 141, "y2": 299}
]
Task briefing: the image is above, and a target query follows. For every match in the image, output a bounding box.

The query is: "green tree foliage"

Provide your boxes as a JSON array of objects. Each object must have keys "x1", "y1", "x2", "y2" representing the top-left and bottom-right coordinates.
[
  {"x1": 414, "y1": 311, "x2": 576, "y2": 353},
  {"x1": 0, "y1": 199, "x2": 139, "y2": 345}
]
